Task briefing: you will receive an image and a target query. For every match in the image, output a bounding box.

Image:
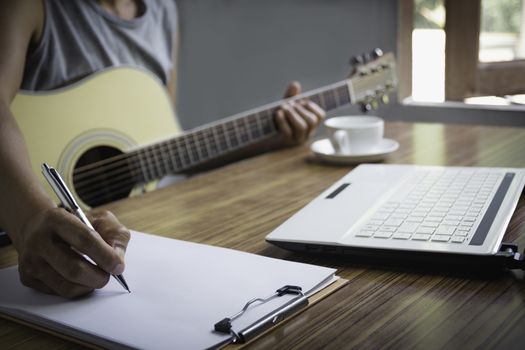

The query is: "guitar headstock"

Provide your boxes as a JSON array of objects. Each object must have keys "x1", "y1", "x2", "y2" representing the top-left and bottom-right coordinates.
[{"x1": 348, "y1": 48, "x2": 398, "y2": 112}]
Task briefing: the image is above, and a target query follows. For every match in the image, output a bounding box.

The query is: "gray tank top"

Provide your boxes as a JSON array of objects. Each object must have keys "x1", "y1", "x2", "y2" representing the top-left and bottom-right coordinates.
[{"x1": 21, "y1": 0, "x2": 177, "y2": 91}]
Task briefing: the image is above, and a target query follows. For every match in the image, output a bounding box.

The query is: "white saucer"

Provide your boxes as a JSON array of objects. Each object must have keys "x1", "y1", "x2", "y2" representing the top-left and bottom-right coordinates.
[{"x1": 310, "y1": 138, "x2": 399, "y2": 165}]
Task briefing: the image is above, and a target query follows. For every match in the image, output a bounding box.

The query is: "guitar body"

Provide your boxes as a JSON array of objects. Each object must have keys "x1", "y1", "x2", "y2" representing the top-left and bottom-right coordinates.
[{"x1": 11, "y1": 68, "x2": 182, "y2": 208}]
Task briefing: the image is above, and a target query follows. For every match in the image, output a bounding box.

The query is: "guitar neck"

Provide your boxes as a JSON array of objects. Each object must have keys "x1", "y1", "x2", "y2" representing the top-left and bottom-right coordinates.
[{"x1": 125, "y1": 80, "x2": 353, "y2": 183}]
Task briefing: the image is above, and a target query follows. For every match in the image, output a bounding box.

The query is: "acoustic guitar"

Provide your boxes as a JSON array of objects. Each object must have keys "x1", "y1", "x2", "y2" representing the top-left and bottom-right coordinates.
[{"x1": 11, "y1": 49, "x2": 397, "y2": 209}]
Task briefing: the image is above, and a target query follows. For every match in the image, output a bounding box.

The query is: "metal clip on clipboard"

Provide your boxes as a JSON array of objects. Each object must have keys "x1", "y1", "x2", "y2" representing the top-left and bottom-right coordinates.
[{"x1": 214, "y1": 285, "x2": 308, "y2": 344}]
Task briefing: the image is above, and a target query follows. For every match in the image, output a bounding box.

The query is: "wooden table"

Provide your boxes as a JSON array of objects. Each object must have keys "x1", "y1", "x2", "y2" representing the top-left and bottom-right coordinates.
[{"x1": 1, "y1": 122, "x2": 525, "y2": 349}]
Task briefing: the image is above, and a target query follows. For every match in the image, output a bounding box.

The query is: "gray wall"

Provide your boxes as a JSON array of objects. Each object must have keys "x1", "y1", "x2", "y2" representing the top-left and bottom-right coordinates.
[{"x1": 175, "y1": 0, "x2": 398, "y2": 130}]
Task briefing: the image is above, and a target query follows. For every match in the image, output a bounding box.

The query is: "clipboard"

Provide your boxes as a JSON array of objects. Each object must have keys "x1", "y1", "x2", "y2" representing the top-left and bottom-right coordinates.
[{"x1": 0, "y1": 231, "x2": 346, "y2": 350}]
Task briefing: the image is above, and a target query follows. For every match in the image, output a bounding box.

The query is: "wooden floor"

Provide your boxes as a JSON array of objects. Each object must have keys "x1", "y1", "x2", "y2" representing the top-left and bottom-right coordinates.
[{"x1": 1, "y1": 121, "x2": 525, "y2": 349}]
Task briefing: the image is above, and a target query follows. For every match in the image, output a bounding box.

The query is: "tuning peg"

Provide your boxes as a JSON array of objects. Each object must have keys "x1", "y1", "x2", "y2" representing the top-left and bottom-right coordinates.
[
  {"x1": 350, "y1": 55, "x2": 365, "y2": 67},
  {"x1": 371, "y1": 48, "x2": 383, "y2": 59},
  {"x1": 361, "y1": 102, "x2": 372, "y2": 113},
  {"x1": 362, "y1": 52, "x2": 372, "y2": 63}
]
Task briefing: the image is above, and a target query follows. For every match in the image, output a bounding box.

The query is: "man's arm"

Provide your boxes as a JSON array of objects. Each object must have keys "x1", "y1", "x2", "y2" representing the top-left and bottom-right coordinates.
[{"x1": 0, "y1": 0, "x2": 129, "y2": 298}]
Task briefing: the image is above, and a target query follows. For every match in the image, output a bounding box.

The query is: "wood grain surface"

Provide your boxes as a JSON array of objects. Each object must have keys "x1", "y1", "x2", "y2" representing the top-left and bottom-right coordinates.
[{"x1": 1, "y1": 122, "x2": 525, "y2": 349}]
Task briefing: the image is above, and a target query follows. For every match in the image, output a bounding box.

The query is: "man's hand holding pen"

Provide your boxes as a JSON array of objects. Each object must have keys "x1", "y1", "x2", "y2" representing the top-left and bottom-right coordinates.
[{"x1": 14, "y1": 206, "x2": 130, "y2": 299}]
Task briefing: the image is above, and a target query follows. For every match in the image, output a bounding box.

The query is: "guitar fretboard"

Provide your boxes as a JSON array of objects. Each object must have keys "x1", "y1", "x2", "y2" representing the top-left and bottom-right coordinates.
[{"x1": 126, "y1": 80, "x2": 353, "y2": 184}]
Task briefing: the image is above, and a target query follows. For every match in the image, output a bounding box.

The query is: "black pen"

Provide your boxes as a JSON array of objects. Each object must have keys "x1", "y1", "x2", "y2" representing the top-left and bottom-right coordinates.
[{"x1": 41, "y1": 163, "x2": 130, "y2": 293}]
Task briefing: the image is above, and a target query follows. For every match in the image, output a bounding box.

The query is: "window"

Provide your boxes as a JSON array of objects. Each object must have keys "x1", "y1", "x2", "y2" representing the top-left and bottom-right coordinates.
[{"x1": 400, "y1": 0, "x2": 525, "y2": 106}]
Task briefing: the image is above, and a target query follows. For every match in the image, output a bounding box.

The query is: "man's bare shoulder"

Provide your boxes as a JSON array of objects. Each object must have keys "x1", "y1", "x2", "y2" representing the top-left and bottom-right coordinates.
[
  {"x1": 0, "y1": 0, "x2": 44, "y2": 101},
  {"x1": 0, "y1": 0, "x2": 44, "y2": 44}
]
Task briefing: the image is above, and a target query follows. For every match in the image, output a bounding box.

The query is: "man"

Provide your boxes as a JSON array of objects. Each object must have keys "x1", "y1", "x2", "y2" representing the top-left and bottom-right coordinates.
[{"x1": 0, "y1": 0, "x2": 325, "y2": 298}]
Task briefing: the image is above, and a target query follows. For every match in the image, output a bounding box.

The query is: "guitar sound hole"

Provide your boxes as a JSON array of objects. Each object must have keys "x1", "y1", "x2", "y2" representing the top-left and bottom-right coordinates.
[{"x1": 73, "y1": 146, "x2": 134, "y2": 207}]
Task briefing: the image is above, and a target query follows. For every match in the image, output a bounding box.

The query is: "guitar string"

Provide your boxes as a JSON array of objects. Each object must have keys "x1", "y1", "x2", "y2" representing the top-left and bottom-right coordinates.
[
  {"x1": 71, "y1": 83, "x2": 354, "y2": 202},
  {"x1": 73, "y1": 113, "x2": 278, "y2": 182},
  {"x1": 77, "y1": 135, "x2": 279, "y2": 206},
  {"x1": 74, "y1": 93, "x2": 349, "y2": 204},
  {"x1": 76, "y1": 115, "x2": 273, "y2": 176},
  {"x1": 71, "y1": 80, "x2": 349, "y2": 180},
  {"x1": 71, "y1": 87, "x2": 341, "y2": 191},
  {"x1": 76, "y1": 132, "x2": 278, "y2": 204},
  {"x1": 73, "y1": 91, "x2": 352, "y2": 202},
  {"x1": 75, "y1": 123, "x2": 274, "y2": 191},
  {"x1": 73, "y1": 103, "x2": 301, "y2": 181},
  {"x1": 75, "y1": 106, "x2": 312, "y2": 185},
  {"x1": 75, "y1": 124, "x2": 277, "y2": 197}
]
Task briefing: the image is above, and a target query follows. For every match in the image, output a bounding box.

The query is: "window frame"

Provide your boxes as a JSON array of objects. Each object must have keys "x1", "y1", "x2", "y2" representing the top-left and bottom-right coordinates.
[
  {"x1": 393, "y1": 0, "x2": 524, "y2": 126},
  {"x1": 398, "y1": 0, "x2": 525, "y2": 102}
]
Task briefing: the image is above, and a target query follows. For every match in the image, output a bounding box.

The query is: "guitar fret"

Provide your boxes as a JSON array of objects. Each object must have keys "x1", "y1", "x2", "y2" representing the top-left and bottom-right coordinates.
[
  {"x1": 222, "y1": 123, "x2": 234, "y2": 149},
  {"x1": 238, "y1": 118, "x2": 250, "y2": 143},
  {"x1": 254, "y1": 112, "x2": 264, "y2": 137},
  {"x1": 200, "y1": 129, "x2": 212, "y2": 159},
  {"x1": 206, "y1": 128, "x2": 219, "y2": 157},
  {"x1": 175, "y1": 139, "x2": 186, "y2": 169},
  {"x1": 126, "y1": 154, "x2": 142, "y2": 183},
  {"x1": 149, "y1": 144, "x2": 159, "y2": 178},
  {"x1": 333, "y1": 88, "x2": 341, "y2": 109},
  {"x1": 211, "y1": 126, "x2": 224, "y2": 153},
  {"x1": 217, "y1": 124, "x2": 229, "y2": 152},
  {"x1": 172, "y1": 139, "x2": 184, "y2": 169},
  {"x1": 181, "y1": 137, "x2": 192, "y2": 167},
  {"x1": 186, "y1": 135, "x2": 199, "y2": 164},
  {"x1": 167, "y1": 140, "x2": 181, "y2": 172},
  {"x1": 322, "y1": 90, "x2": 337, "y2": 111},
  {"x1": 192, "y1": 132, "x2": 205, "y2": 161},
  {"x1": 158, "y1": 142, "x2": 172, "y2": 175},
  {"x1": 131, "y1": 151, "x2": 141, "y2": 182},
  {"x1": 149, "y1": 146, "x2": 158, "y2": 179},
  {"x1": 337, "y1": 85, "x2": 351, "y2": 105},
  {"x1": 138, "y1": 149, "x2": 151, "y2": 182},
  {"x1": 149, "y1": 147, "x2": 157, "y2": 180},
  {"x1": 161, "y1": 144, "x2": 168, "y2": 175},
  {"x1": 227, "y1": 121, "x2": 240, "y2": 149},
  {"x1": 260, "y1": 109, "x2": 275, "y2": 134},
  {"x1": 161, "y1": 143, "x2": 169, "y2": 175},
  {"x1": 153, "y1": 144, "x2": 165, "y2": 177},
  {"x1": 143, "y1": 147, "x2": 153, "y2": 180},
  {"x1": 309, "y1": 94, "x2": 320, "y2": 107},
  {"x1": 211, "y1": 127, "x2": 221, "y2": 153},
  {"x1": 247, "y1": 115, "x2": 260, "y2": 139},
  {"x1": 316, "y1": 93, "x2": 326, "y2": 110}
]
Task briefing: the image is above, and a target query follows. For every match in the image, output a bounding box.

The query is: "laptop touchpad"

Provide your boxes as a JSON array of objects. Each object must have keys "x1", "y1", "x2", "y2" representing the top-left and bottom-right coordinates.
[
  {"x1": 268, "y1": 179, "x2": 393, "y2": 244},
  {"x1": 329, "y1": 180, "x2": 393, "y2": 239}
]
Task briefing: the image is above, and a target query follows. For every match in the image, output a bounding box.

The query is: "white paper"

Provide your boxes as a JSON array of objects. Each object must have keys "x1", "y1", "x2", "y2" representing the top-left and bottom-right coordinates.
[{"x1": 0, "y1": 231, "x2": 335, "y2": 350}]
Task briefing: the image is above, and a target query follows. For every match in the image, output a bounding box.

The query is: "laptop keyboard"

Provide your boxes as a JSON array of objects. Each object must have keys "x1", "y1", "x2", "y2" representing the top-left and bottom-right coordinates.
[{"x1": 355, "y1": 169, "x2": 505, "y2": 244}]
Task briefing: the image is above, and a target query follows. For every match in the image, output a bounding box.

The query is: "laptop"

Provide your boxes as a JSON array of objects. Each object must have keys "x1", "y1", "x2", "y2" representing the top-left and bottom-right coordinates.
[{"x1": 266, "y1": 164, "x2": 525, "y2": 266}]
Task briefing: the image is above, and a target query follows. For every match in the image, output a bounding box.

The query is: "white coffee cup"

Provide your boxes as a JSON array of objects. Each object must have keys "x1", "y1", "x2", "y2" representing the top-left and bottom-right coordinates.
[{"x1": 325, "y1": 116, "x2": 384, "y2": 154}]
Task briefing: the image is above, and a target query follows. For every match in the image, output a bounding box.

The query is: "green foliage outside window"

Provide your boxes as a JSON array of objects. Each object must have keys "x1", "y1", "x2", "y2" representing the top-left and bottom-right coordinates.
[
  {"x1": 414, "y1": 0, "x2": 523, "y2": 33},
  {"x1": 481, "y1": 0, "x2": 522, "y2": 34}
]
